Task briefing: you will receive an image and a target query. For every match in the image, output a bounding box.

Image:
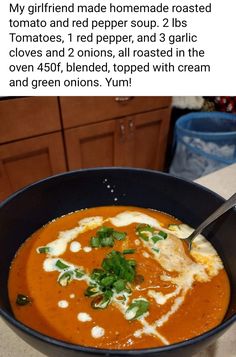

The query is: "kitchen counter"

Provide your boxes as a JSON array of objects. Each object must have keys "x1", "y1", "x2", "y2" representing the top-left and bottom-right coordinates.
[{"x1": 1, "y1": 164, "x2": 236, "y2": 357}]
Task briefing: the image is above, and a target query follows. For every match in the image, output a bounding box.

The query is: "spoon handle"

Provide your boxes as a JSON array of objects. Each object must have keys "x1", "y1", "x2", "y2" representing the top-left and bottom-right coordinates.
[{"x1": 188, "y1": 192, "x2": 236, "y2": 247}]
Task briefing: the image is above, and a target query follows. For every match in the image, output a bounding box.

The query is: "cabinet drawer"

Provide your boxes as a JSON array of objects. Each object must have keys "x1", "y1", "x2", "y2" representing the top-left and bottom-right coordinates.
[
  {"x1": 0, "y1": 132, "x2": 66, "y2": 201},
  {"x1": 0, "y1": 97, "x2": 61, "y2": 144},
  {"x1": 60, "y1": 96, "x2": 171, "y2": 128}
]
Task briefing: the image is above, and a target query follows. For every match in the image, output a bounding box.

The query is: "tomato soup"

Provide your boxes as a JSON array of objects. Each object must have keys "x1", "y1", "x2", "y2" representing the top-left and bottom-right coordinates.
[{"x1": 8, "y1": 206, "x2": 230, "y2": 349}]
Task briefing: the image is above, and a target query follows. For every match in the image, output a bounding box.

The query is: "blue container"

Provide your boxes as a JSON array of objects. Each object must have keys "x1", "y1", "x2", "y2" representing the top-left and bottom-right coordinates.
[{"x1": 169, "y1": 112, "x2": 236, "y2": 180}]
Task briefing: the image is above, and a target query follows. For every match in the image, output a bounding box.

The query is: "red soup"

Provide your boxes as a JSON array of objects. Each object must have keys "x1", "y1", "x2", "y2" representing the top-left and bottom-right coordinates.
[{"x1": 8, "y1": 206, "x2": 230, "y2": 349}]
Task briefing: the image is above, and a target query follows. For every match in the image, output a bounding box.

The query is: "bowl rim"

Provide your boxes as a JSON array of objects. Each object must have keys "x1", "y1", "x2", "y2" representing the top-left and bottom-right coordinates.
[{"x1": 1, "y1": 167, "x2": 236, "y2": 355}]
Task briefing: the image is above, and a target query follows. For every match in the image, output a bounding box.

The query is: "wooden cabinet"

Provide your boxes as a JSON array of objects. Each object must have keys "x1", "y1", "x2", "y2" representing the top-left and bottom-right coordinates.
[
  {"x1": 0, "y1": 97, "x2": 60, "y2": 144},
  {"x1": 0, "y1": 133, "x2": 67, "y2": 201},
  {"x1": 59, "y1": 96, "x2": 171, "y2": 128},
  {"x1": 132, "y1": 109, "x2": 171, "y2": 169},
  {"x1": 0, "y1": 97, "x2": 66, "y2": 201},
  {"x1": 64, "y1": 106, "x2": 171, "y2": 171},
  {"x1": 0, "y1": 96, "x2": 171, "y2": 201},
  {"x1": 65, "y1": 119, "x2": 119, "y2": 169}
]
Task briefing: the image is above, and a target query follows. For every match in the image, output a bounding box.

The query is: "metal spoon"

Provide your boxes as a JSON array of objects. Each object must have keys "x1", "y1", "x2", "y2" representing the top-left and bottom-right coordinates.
[{"x1": 186, "y1": 192, "x2": 236, "y2": 249}]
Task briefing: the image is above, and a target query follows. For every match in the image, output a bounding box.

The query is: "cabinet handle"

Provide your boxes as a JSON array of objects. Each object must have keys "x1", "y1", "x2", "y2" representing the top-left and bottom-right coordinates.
[
  {"x1": 115, "y1": 97, "x2": 133, "y2": 103},
  {"x1": 120, "y1": 122, "x2": 126, "y2": 142},
  {"x1": 128, "y1": 119, "x2": 135, "y2": 136}
]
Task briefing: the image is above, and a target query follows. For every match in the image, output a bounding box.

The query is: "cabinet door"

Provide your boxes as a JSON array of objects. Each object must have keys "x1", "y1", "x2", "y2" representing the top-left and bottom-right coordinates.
[
  {"x1": 0, "y1": 132, "x2": 67, "y2": 201},
  {"x1": 131, "y1": 109, "x2": 171, "y2": 170},
  {"x1": 65, "y1": 120, "x2": 124, "y2": 170},
  {"x1": 0, "y1": 97, "x2": 61, "y2": 144}
]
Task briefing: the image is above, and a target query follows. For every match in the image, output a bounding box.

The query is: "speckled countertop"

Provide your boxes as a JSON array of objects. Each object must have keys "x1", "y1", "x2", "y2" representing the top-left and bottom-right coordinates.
[{"x1": 1, "y1": 164, "x2": 236, "y2": 357}]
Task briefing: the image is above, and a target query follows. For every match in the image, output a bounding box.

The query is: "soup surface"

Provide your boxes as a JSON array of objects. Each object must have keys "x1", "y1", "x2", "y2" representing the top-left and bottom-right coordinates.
[{"x1": 8, "y1": 206, "x2": 230, "y2": 349}]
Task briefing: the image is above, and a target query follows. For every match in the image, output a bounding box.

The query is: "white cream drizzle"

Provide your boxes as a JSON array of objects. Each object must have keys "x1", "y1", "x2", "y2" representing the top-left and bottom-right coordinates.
[
  {"x1": 43, "y1": 257, "x2": 90, "y2": 283},
  {"x1": 110, "y1": 211, "x2": 161, "y2": 228},
  {"x1": 148, "y1": 288, "x2": 181, "y2": 305},
  {"x1": 83, "y1": 246, "x2": 92, "y2": 253},
  {"x1": 77, "y1": 312, "x2": 92, "y2": 322},
  {"x1": 70, "y1": 241, "x2": 81, "y2": 253},
  {"x1": 91, "y1": 326, "x2": 105, "y2": 338},
  {"x1": 40, "y1": 216, "x2": 104, "y2": 256},
  {"x1": 58, "y1": 300, "x2": 69, "y2": 308},
  {"x1": 38, "y1": 210, "x2": 224, "y2": 346}
]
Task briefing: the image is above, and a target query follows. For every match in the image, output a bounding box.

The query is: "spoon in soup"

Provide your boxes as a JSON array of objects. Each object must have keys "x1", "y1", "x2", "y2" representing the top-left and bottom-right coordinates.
[{"x1": 186, "y1": 192, "x2": 236, "y2": 250}]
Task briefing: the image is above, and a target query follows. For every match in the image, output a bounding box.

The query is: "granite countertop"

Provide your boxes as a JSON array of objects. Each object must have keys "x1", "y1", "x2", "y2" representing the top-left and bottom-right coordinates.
[{"x1": 1, "y1": 164, "x2": 236, "y2": 357}]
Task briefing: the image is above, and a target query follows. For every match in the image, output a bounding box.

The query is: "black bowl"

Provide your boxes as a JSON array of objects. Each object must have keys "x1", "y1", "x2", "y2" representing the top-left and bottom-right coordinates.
[{"x1": 0, "y1": 168, "x2": 235, "y2": 357}]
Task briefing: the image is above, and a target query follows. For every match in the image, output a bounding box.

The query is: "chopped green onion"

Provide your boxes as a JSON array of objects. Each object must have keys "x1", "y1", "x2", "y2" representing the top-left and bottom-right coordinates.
[
  {"x1": 136, "y1": 224, "x2": 154, "y2": 241},
  {"x1": 151, "y1": 231, "x2": 167, "y2": 243},
  {"x1": 91, "y1": 290, "x2": 113, "y2": 309},
  {"x1": 86, "y1": 251, "x2": 137, "y2": 309},
  {"x1": 16, "y1": 294, "x2": 31, "y2": 306},
  {"x1": 139, "y1": 234, "x2": 149, "y2": 241},
  {"x1": 97, "y1": 226, "x2": 114, "y2": 238},
  {"x1": 55, "y1": 260, "x2": 70, "y2": 270},
  {"x1": 152, "y1": 248, "x2": 160, "y2": 253},
  {"x1": 101, "y1": 236, "x2": 115, "y2": 247},
  {"x1": 90, "y1": 226, "x2": 127, "y2": 248},
  {"x1": 151, "y1": 236, "x2": 161, "y2": 243},
  {"x1": 112, "y1": 231, "x2": 127, "y2": 240},
  {"x1": 113, "y1": 279, "x2": 126, "y2": 293},
  {"x1": 90, "y1": 236, "x2": 101, "y2": 248},
  {"x1": 128, "y1": 259, "x2": 136, "y2": 267},
  {"x1": 56, "y1": 260, "x2": 68, "y2": 270},
  {"x1": 100, "y1": 276, "x2": 115, "y2": 287},
  {"x1": 74, "y1": 268, "x2": 85, "y2": 279},
  {"x1": 37, "y1": 246, "x2": 50, "y2": 254},
  {"x1": 136, "y1": 224, "x2": 155, "y2": 233},
  {"x1": 102, "y1": 251, "x2": 136, "y2": 282},
  {"x1": 125, "y1": 299, "x2": 150, "y2": 320},
  {"x1": 85, "y1": 285, "x2": 100, "y2": 297},
  {"x1": 123, "y1": 249, "x2": 135, "y2": 254},
  {"x1": 58, "y1": 271, "x2": 74, "y2": 286},
  {"x1": 158, "y1": 230, "x2": 168, "y2": 239},
  {"x1": 90, "y1": 269, "x2": 105, "y2": 281}
]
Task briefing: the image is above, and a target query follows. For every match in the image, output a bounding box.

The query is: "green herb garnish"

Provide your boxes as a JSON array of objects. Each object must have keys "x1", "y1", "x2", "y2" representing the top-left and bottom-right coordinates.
[
  {"x1": 90, "y1": 226, "x2": 127, "y2": 248},
  {"x1": 97, "y1": 226, "x2": 114, "y2": 238},
  {"x1": 58, "y1": 271, "x2": 74, "y2": 287},
  {"x1": 74, "y1": 268, "x2": 85, "y2": 279},
  {"x1": 125, "y1": 298, "x2": 150, "y2": 320},
  {"x1": 90, "y1": 236, "x2": 101, "y2": 248},
  {"x1": 123, "y1": 249, "x2": 136, "y2": 254},
  {"x1": 91, "y1": 290, "x2": 113, "y2": 309},
  {"x1": 136, "y1": 224, "x2": 168, "y2": 255},
  {"x1": 151, "y1": 230, "x2": 167, "y2": 243},
  {"x1": 16, "y1": 294, "x2": 31, "y2": 306},
  {"x1": 37, "y1": 246, "x2": 50, "y2": 254},
  {"x1": 55, "y1": 259, "x2": 85, "y2": 286},
  {"x1": 112, "y1": 231, "x2": 126, "y2": 240},
  {"x1": 136, "y1": 224, "x2": 154, "y2": 241},
  {"x1": 100, "y1": 236, "x2": 115, "y2": 247},
  {"x1": 85, "y1": 285, "x2": 100, "y2": 297},
  {"x1": 85, "y1": 250, "x2": 137, "y2": 309},
  {"x1": 55, "y1": 259, "x2": 70, "y2": 270},
  {"x1": 113, "y1": 279, "x2": 126, "y2": 293}
]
